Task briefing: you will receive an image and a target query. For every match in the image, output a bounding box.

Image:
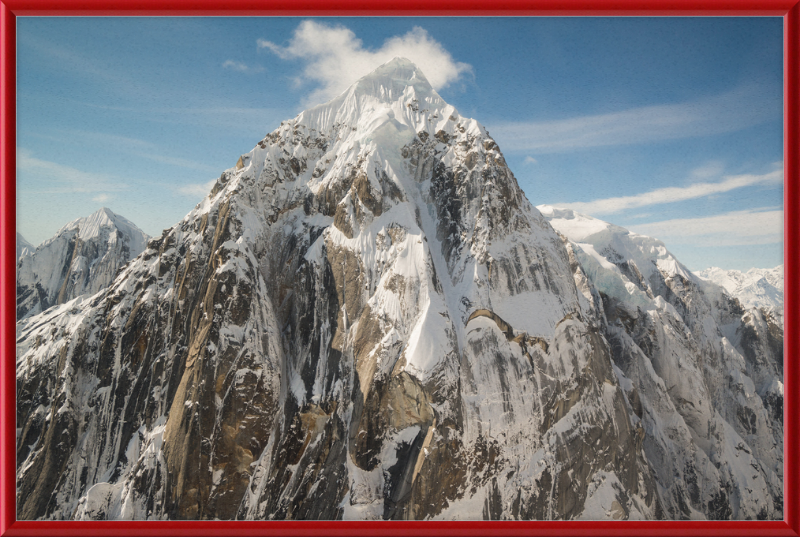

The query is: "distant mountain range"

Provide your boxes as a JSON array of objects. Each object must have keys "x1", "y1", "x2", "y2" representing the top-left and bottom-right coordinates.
[{"x1": 696, "y1": 265, "x2": 783, "y2": 325}]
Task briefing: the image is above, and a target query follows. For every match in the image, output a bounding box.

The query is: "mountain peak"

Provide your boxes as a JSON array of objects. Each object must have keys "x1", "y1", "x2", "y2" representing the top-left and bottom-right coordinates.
[
  {"x1": 16, "y1": 208, "x2": 150, "y2": 319},
  {"x1": 290, "y1": 57, "x2": 453, "y2": 137},
  {"x1": 86, "y1": 206, "x2": 116, "y2": 226},
  {"x1": 355, "y1": 57, "x2": 431, "y2": 89},
  {"x1": 52, "y1": 208, "x2": 149, "y2": 255},
  {"x1": 537, "y1": 205, "x2": 630, "y2": 243},
  {"x1": 539, "y1": 203, "x2": 694, "y2": 291},
  {"x1": 346, "y1": 57, "x2": 435, "y2": 104},
  {"x1": 16, "y1": 232, "x2": 33, "y2": 259}
]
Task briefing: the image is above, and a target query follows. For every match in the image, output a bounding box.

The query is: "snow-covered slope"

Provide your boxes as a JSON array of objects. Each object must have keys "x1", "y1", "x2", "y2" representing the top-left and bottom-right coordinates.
[
  {"x1": 696, "y1": 265, "x2": 783, "y2": 325},
  {"x1": 539, "y1": 205, "x2": 783, "y2": 520},
  {"x1": 16, "y1": 207, "x2": 150, "y2": 319},
  {"x1": 16, "y1": 232, "x2": 33, "y2": 260},
  {"x1": 15, "y1": 59, "x2": 782, "y2": 522}
]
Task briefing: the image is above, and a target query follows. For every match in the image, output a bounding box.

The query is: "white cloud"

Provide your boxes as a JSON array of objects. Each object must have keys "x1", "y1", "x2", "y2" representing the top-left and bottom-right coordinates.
[
  {"x1": 524, "y1": 156, "x2": 538, "y2": 165},
  {"x1": 223, "y1": 60, "x2": 248, "y2": 71},
  {"x1": 20, "y1": 34, "x2": 155, "y2": 100},
  {"x1": 17, "y1": 149, "x2": 128, "y2": 193},
  {"x1": 31, "y1": 130, "x2": 220, "y2": 173},
  {"x1": 178, "y1": 179, "x2": 216, "y2": 198},
  {"x1": 53, "y1": 128, "x2": 156, "y2": 150},
  {"x1": 92, "y1": 193, "x2": 111, "y2": 203},
  {"x1": 54, "y1": 106, "x2": 281, "y2": 141},
  {"x1": 142, "y1": 153, "x2": 218, "y2": 173},
  {"x1": 630, "y1": 208, "x2": 783, "y2": 247},
  {"x1": 258, "y1": 21, "x2": 472, "y2": 105},
  {"x1": 556, "y1": 166, "x2": 783, "y2": 216},
  {"x1": 222, "y1": 60, "x2": 264, "y2": 73},
  {"x1": 689, "y1": 161, "x2": 725, "y2": 179},
  {"x1": 489, "y1": 84, "x2": 781, "y2": 153}
]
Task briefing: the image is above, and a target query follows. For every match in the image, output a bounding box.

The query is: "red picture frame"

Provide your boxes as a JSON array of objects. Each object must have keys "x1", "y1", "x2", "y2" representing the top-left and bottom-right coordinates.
[{"x1": 1, "y1": 2, "x2": 798, "y2": 536}]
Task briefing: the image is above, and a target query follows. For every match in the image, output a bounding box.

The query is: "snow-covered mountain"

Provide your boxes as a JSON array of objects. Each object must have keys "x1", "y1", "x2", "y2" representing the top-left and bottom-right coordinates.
[
  {"x1": 16, "y1": 232, "x2": 33, "y2": 260},
  {"x1": 538, "y1": 205, "x2": 783, "y2": 519},
  {"x1": 696, "y1": 265, "x2": 783, "y2": 325},
  {"x1": 16, "y1": 59, "x2": 782, "y2": 522},
  {"x1": 16, "y1": 207, "x2": 149, "y2": 319}
]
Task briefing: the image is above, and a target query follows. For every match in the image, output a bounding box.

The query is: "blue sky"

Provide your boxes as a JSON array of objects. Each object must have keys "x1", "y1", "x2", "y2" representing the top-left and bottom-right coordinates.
[{"x1": 16, "y1": 17, "x2": 783, "y2": 271}]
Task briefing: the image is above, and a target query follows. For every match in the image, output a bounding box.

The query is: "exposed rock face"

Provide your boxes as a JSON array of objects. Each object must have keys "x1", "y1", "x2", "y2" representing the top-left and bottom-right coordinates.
[
  {"x1": 539, "y1": 205, "x2": 783, "y2": 520},
  {"x1": 16, "y1": 59, "x2": 782, "y2": 521},
  {"x1": 16, "y1": 208, "x2": 150, "y2": 320}
]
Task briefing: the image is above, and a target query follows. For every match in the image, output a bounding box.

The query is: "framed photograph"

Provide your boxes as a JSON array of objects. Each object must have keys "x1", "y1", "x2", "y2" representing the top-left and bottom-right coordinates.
[{"x1": 2, "y1": 2, "x2": 798, "y2": 536}]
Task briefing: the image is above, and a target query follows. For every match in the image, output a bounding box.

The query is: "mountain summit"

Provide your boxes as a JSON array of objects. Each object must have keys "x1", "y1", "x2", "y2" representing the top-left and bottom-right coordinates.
[
  {"x1": 16, "y1": 207, "x2": 149, "y2": 319},
  {"x1": 294, "y1": 57, "x2": 448, "y2": 132},
  {"x1": 16, "y1": 232, "x2": 33, "y2": 260},
  {"x1": 16, "y1": 61, "x2": 782, "y2": 521}
]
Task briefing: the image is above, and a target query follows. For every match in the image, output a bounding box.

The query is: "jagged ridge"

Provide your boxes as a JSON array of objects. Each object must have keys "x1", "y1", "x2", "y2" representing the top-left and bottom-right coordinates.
[
  {"x1": 16, "y1": 207, "x2": 150, "y2": 319},
  {"x1": 696, "y1": 265, "x2": 783, "y2": 326}
]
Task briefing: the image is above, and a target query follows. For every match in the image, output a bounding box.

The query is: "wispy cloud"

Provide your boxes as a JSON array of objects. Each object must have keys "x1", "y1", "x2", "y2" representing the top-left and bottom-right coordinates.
[
  {"x1": 489, "y1": 84, "x2": 781, "y2": 153},
  {"x1": 177, "y1": 179, "x2": 216, "y2": 198},
  {"x1": 524, "y1": 156, "x2": 538, "y2": 165},
  {"x1": 222, "y1": 60, "x2": 264, "y2": 73},
  {"x1": 142, "y1": 153, "x2": 219, "y2": 173},
  {"x1": 223, "y1": 60, "x2": 249, "y2": 72},
  {"x1": 555, "y1": 165, "x2": 783, "y2": 216},
  {"x1": 92, "y1": 193, "x2": 111, "y2": 203},
  {"x1": 20, "y1": 35, "x2": 272, "y2": 129},
  {"x1": 29, "y1": 98, "x2": 281, "y2": 134},
  {"x1": 17, "y1": 149, "x2": 128, "y2": 193},
  {"x1": 689, "y1": 161, "x2": 725, "y2": 179},
  {"x1": 19, "y1": 34, "x2": 152, "y2": 98},
  {"x1": 29, "y1": 129, "x2": 219, "y2": 173},
  {"x1": 630, "y1": 208, "x2": 783, "y2": 247},
  {"x1": 258, "y1": 20, "x2": 472, "y2": 106},
  {"x1": 56, "y1": 129, "x2": 156, "y2": 150}
]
